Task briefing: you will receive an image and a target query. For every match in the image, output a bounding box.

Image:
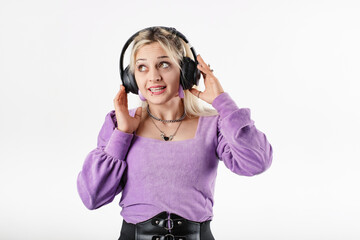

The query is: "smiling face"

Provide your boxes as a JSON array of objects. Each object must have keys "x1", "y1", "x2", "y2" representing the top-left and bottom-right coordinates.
[{"x1": 134, "y1": 42, "x2": 181, "y2": 105}]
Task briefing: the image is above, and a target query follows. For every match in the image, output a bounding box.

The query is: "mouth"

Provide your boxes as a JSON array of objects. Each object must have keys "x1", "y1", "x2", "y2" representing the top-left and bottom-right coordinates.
[{"x1": 148, "y1": 86, "x2": 167, "y2": 94}]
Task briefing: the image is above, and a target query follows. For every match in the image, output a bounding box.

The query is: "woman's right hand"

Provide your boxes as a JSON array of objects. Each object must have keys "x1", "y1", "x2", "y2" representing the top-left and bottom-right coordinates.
[{"x1": 113, "y1": 85, "x2": 142, "y2": 134}]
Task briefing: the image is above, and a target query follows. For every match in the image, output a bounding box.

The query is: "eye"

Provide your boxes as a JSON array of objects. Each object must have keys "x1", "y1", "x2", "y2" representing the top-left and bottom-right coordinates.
[
  {"x1": 159, "y1": 62, "x2": 170, "y2": 69},
  {"x1": 137, "y1": 65, "x2": 147, "y2": 72}
]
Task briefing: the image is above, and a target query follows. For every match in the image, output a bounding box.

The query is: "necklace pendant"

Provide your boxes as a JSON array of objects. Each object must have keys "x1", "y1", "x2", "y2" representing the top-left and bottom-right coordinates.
[
  {"x1": 160, "y1": 133, "x2": 169, "y2": 141},
  {"x1": 160, "y1": 133, "x2": 172, "y2": 141}
]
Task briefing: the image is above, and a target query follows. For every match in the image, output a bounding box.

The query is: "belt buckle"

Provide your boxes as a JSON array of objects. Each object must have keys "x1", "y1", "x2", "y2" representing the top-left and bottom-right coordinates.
[{"x1": 164, "y1": 219, "x2": 174, "y2": 230}]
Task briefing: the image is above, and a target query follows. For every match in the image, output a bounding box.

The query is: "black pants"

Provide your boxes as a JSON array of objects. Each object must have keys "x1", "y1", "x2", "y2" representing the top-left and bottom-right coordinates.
[{"x1": 118, "y1": 219, "x2": 215, "y2": 240}]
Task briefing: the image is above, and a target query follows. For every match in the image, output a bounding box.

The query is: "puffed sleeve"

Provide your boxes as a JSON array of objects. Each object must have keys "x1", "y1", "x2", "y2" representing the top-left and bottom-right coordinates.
[
  {"x1": 212, "y1": 92, "x2": 273, "y2": 176},
  {"x1": 76, "y1": 110, "x2": 134, "y2": 210}
]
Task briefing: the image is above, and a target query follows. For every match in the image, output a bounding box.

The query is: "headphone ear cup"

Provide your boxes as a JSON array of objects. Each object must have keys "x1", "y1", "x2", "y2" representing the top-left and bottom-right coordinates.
[
  {"x1": 122, "y1": 66, "x2": 139, "y2": 94},
  {"x1": 180, "y1": 57, "x2": 200, "y2": 90}
]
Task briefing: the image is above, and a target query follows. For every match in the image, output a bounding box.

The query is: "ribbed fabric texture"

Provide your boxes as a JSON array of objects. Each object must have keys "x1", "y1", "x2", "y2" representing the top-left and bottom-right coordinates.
[{"x1": 77, "y1": 92, "x2": 273, "y2": 224}]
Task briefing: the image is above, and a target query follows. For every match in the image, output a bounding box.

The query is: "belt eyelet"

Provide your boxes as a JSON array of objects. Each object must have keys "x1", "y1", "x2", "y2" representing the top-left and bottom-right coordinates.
[
  {"x1": 164, "y1": 233, "x2": 175, "y2": 240},
  {"x1": 164, "y1": 219, "x2": 174, "y2": 230}
]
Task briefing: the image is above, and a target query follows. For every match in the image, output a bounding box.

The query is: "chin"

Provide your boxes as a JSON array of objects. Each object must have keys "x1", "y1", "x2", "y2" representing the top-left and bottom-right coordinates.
[{"x1": 147, "y1": 94, "x2": 179, "y2": 105}]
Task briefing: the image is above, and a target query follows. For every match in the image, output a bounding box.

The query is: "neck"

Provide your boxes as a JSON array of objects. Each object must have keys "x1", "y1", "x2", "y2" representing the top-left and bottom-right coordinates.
[{"x1": 147, "y1": 98, "x2": 185, "y2": 121}]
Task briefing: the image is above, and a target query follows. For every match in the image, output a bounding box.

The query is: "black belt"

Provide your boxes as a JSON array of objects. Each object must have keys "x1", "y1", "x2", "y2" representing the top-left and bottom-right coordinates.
[{"x1": 118, "y1": 211, "x2": 215, "y2": 240}]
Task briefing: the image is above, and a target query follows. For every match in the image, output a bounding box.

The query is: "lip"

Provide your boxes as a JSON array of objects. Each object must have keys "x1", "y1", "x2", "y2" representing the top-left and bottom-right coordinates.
[
  {"x1": 148, "y1": 85, "x2": 166, "y2": 90},
  {"x1": 148, "y1": 86, "x2": 166, "y2": 95}
]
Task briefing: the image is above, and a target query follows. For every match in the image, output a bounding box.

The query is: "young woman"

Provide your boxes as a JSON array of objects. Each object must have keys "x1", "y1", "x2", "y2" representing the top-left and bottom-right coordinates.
[{"x1": 77, "y1": 26, "x2": 273, "y2": 240}]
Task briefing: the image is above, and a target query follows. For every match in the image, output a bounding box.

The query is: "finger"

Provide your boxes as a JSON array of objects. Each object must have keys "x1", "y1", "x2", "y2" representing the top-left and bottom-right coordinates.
[
  {"x1": 116, "y1": 84, "x2": 124, "y2": 94},
  {"x1": 201, "y1": 71, "x2": 207, "y2": 80},
  {"x1": 189, "y1": 88, "x2": 201, "y2": 98},
  {"x1": 197, "y1": 54, "x2": 205, "y2": 63},
  {"x1": 114, "y1": 88, "x2": 121, "y2": 100},
  {"x1": 116, "y1": 85, "x2": 128, "y2": 109},
  {"x1": 197, "y1": 63, "x2": 208, "y2": 72},
  {"x1": 197, "y1": 64, "x2": 210, "y2": 78},
  {"x1": 120, "y1": 85, "x2": 128, "y2": 108},
  {"x1": 198, "y1": 62, "x2": 215, "y2": 77},
  {"x1": 197, "y1": 54, "x2": 206, "y2": 65},
  {"x1": 196, "y1": 66, "x2": 207, "y2": 78},
  {"x1": 134, "y1": 107, "x2": 142, "y2": 120},
  {"x1": 197, "y1": 55, "x2": 213, "y2": 72},
  {"x1": 197, "y1": 60, "x2": 211, "y2": 71},
  {"x1": 114, "y1": 86, "x2": 122, "y2": 104}
]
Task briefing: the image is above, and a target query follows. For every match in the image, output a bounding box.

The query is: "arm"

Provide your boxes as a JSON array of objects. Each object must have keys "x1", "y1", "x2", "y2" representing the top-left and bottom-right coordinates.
[
  {"x1": 76, "y1": 110, "x2": 134, "y2": 209},
  {"x1": 213, "y1": 92, "x2": 273, "y2": 176}
]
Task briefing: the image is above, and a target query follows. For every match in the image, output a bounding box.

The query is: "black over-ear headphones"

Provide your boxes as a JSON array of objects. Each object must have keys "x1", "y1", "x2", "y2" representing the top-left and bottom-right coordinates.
[{"x1": 119, "y1": 26, "x2": 201, "y2": 94}]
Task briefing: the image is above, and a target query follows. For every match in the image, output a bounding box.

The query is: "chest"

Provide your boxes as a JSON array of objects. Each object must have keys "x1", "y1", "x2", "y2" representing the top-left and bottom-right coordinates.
[
  {"x1": 125, "y1": 133, "x2": 219, "y2": 190},
  {"x1": 124, "y1": 115, "x2": 220, "y2": 192},
  {"x1": 135, "y1": 116, "x2": 200, "y2": 142}
]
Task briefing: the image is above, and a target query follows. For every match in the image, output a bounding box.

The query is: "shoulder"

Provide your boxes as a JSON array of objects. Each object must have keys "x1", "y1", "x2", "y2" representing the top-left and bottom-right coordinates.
[{"x1": 198, "y1": 113, "x2": 220, "y2": 132}]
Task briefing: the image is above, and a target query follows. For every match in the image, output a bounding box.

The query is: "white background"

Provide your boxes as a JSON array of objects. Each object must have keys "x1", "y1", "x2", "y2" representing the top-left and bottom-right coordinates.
[{"x1": 1, "y1": 0, "x2": 359, "y2": 239}]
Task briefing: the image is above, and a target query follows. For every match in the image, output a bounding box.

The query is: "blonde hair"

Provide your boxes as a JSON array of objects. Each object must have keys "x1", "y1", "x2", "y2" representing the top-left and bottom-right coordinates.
[{"x1": 128, "y1": 27, "x2": 218, "y2": 118}]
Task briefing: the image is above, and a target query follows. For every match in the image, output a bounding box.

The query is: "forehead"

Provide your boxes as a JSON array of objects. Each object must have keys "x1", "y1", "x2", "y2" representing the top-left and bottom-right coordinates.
[{"x1": 135, "y1": 42, "x2": 168, "y2": 60}]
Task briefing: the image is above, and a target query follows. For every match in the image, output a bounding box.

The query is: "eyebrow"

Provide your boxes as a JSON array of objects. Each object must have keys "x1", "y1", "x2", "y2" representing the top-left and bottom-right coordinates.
[{"x1": 136, "y1": 56, "x2": 169, "y2": 63}]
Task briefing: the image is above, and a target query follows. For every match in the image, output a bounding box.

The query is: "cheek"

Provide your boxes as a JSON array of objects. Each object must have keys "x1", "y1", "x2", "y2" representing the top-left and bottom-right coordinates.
[
  {"x1": 164, "y1": 70, "x2": 181, "y2": 83},
  {"x1": 134, "y1": 74, "x2": 145, "y2": 87}
]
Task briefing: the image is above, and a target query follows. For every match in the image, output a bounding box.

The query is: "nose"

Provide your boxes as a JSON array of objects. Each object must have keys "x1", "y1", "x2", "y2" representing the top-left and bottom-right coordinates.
[{"x1": 148, "y1": 67, "x2": 162, "y2": 82}]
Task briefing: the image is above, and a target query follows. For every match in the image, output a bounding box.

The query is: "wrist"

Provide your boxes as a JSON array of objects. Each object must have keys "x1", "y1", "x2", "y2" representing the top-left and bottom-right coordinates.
[{"x1": 117, "y1": 127, "x2": 133, "y2": 134}]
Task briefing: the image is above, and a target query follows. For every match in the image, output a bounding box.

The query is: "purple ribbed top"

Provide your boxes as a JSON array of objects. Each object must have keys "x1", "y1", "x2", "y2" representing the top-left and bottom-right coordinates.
[{"x1": 77, "y1": 92, "x2": 273, "y2": 224}]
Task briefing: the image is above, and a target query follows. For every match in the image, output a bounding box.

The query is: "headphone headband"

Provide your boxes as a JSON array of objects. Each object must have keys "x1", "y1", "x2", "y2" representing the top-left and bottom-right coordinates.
[{"x1": 119, "y1": 26, "x2": 198, "y2": 82}]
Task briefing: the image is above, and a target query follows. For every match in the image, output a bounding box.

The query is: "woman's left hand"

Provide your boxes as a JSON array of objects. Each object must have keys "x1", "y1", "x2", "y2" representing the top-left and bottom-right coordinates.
[{"x1": 189, "y1": 54, "x2": 225, "y2": 104}]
